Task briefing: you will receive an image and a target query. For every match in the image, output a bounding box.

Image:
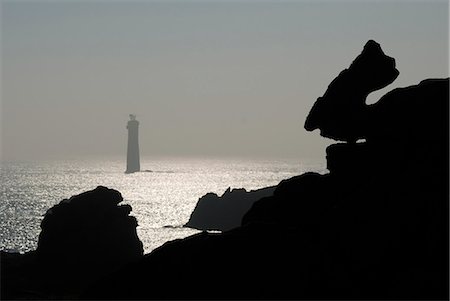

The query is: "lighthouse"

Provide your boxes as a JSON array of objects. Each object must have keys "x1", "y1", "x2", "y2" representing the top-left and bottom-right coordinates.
[{"x1": 126, "y1": 114, "x2": 140, "y2": 173}]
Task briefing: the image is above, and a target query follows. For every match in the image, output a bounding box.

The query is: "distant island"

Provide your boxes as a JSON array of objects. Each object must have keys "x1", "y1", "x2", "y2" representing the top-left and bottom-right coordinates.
[{"x1": 184, "y1": 186, "x2": 276, "y2": 231}]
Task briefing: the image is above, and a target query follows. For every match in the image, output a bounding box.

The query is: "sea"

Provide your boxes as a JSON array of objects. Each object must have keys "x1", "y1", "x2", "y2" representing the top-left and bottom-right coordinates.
[{"x1": 0, "y1": 157, "x2": 327, "y2": 254}]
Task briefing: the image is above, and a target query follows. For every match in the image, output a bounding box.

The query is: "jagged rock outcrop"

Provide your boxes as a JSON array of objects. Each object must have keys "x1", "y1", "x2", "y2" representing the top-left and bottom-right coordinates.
[
  {"x1": 1, "y1": 186, "x2": 143, "y2": 300},
  {"x1": 84, "y1": 40, "x2": 448, "y2": 300},
  {"x1": 184, "y1": 186, "x2": 275, "y2": 231},
  {"x1": 304, "y1": 40, "x2": 399, "y2": 142}
]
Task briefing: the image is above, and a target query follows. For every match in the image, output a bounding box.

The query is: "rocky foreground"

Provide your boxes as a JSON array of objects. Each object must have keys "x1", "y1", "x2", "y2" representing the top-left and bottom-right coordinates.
[
  {"x1": 2, "y1": 40, "x2": 449, "y2": 300},
  {"x1": 1, "y1": 186, "x2": 143, "y2": 300}
]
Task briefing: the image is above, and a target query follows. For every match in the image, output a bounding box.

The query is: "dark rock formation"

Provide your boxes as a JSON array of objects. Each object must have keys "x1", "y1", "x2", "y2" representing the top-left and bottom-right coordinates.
[
  {"x1": 304, "y1": 40, "x2": 399, "y2": 142},
  {"x1": 85, "y1": 223, "x2": 322, "y2": 300},
  {"x1": 1, "y1": 186, "x2": 143, "y2": 300},
  {"x1": 367, "y1": 78, "x2": 449, "y2": 144},
  {"x1": 84, "y1": 40, "x2": 448, "y2": 300},
  {"x1": 184, "y1": 186, "x2": 275, "y2": 231}
]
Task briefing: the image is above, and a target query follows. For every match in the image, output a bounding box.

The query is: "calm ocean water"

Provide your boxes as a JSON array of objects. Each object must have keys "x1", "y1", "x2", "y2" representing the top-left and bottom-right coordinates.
[{"x1": 0, "y1": 157, "x2": 326, "y2": 254}]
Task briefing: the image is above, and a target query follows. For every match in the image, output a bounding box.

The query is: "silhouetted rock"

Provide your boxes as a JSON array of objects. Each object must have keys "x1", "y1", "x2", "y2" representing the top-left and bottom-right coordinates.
[
  {"x1": 242, "y1": 172, "x2": 337, "y2": 228},
  {"x1": 367, "y1": 78, "x2": 449, "y2": 144},
  {"x1": 1, "y1": 186, "x2": 143, "y2": 300},
  {"x1": 37, "y1": 186, "x2": 142, "y2": 260},
  {"x1": 85, "y1": 40, "x2": 448, "y2": 300},
  {"x1": 304, "y1": 40, "x2": 399, "y2": 142},
  {"x1": 185, "y1": 186, "x2": 275, "y2": 231},
  {"x1": 85, "y1": 223, "x2": 323, "y2": 300}
]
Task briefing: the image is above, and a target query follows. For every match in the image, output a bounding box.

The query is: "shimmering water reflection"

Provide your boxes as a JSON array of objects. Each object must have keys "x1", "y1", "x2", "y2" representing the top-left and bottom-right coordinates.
[{"x1": 1, "y1": 157, "x2": 326, "y2": 253}]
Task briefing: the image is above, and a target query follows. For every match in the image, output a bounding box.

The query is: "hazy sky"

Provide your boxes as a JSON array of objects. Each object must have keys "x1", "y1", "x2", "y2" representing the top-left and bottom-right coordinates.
[{"x1": 1, "y1": 0, "x2": 448, "y2": 161}]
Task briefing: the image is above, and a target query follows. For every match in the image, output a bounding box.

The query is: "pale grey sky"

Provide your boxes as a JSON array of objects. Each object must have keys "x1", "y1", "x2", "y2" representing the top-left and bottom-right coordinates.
[{"x1": 1, "y1": 0, "x2": 448, "y2": 161}]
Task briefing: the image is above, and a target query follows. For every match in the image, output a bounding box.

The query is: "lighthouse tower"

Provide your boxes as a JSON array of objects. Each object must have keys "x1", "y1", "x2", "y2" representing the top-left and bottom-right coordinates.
[{"x1": 126, "y1": 114, "x2": 140, "y2": 173}]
